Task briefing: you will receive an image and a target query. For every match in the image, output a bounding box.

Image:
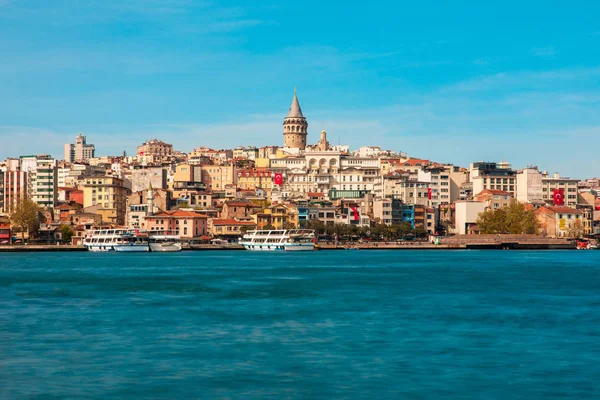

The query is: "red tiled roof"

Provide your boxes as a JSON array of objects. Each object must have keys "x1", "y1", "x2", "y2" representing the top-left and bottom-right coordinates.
[
  {"x1": 55, "y1": 204, "x2": 75, "y2": 210},
  {"x1": 403, "y1": 158, "x2": 430, "y2": 166},
  {"x1": 536, "y1": 206, "x2": 582, "y2": 215},
  {"x1": 148, "y1": 210, "x2": 208, "y2": 218},
  {"x1": 211, "y1": 219, "x2": 256, "y2": 226},
  {"x1": 307, "y1": 192, "x2": 324, "y2": 197},
  {"x1": 224, "y1": 201, "x2": 260, "y2": 207},
  {"x1": 476, "y1": 189, "x2": 513, "y2": 197}
]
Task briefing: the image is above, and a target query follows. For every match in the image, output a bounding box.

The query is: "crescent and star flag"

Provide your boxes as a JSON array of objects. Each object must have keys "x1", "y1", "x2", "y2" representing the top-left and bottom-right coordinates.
[
  {"x1": 553, "y1": 189, "x2": 564, "y2": 206},
  {"x1": 273, "y1": 173, "x2": 283, "y2": 185},
  {"x1": 350, "y1": 206, "x2": 360, "y2": 221},
  {"x1": 427, "y1": 188, "x2": 432, "y2": 200}
]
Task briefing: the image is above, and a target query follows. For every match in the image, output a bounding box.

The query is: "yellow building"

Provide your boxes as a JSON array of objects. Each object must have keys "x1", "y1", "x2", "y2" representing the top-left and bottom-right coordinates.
[
  {"x1": 254, "y1": 158, "x2": 271, "y2": 168},
  {"x1": 200, "y1": 165, "x2": 236, "y2": 190},
  {"x1": 237, "y1": 168, "x2": 272, "y2": 190},
  {"x1": 260, "y1": 203, "x2": 298, "y2": 229},
  {"x1": 174, "y1": 164, "x2": 195, "y2": 182},
  {"x1": 83, "y1": 176, "x2": 130, "y2": 226}
]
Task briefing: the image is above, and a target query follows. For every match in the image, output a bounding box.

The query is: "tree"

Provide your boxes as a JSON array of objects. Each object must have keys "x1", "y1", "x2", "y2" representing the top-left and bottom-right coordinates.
[
  {"x1": 476, "y1": 202, "x2": 539, "y2": 234},
  {"x1": 566, "y1": 219, "x2": 584, "y2": 239},
  {"x1": 60, "y1": 224, "x2": 75, "y2": 244},
  {"x1": 240, "y1": 225, "x2": 254, "y2": 234},
  {"x1": 10, "y1": 197, "x2": 39, "y2": 241},
  {"x1": 414, "y1": 226, "x2": 428, "y2": 239}
]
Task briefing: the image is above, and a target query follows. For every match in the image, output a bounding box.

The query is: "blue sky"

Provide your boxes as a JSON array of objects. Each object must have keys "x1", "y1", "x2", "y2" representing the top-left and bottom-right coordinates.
[{"x1": 1, "y1": 0, "x2": 599, "y2": 178}]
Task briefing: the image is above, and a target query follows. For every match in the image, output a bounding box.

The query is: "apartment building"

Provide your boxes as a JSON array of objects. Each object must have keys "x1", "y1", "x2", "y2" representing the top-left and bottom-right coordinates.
[
  {"x1": 20, "y1": 155, "x2": 58, "y2": 208},
  {"x1": 541, "y1": 172, "x2": 579, "y2": 207},
  {"x1": 1, "y1": 159, "x2": 28, "y2": 213},
  {"x1": 470, "y1": 161, "x2": 517, "y2": 197},
  {"x1": 64, "y1": 132, "x2": 95, "y2": 163},
  {"x1": 83, "y1": 176, "x2": 130, "y2": 225}
]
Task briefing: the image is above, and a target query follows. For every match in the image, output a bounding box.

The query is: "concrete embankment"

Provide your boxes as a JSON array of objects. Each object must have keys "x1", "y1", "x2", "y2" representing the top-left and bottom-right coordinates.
[
  {"x1": 0, "y1": 245, "x2": 87, "y2": 252},
  {"x1": 0, "y1": 235, "x2": 576, "y2": 252},
  {"x1": 317, "y1": 235, "x2": 577, "y2": 250},
  {"x1": 186, "y1": 244, "x2": 245, "y2": 251}
]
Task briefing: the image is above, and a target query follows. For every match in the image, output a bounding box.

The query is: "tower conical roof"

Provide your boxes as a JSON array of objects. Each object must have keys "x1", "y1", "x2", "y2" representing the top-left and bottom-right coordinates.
[{"x1": 286, "y1": 88, "x2": 304, "y2": 118}]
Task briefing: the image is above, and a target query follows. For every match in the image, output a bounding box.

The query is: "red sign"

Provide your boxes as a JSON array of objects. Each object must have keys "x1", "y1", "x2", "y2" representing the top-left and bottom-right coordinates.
[
  {"x1": 553, "y1": 189, "x2": 564, "y2": 206},
  {"x1": 427, "y1": 188, "x2": 432, "y2": 200},
  {"x1": 273, "y1": 173, "x2": 283, "y2": 185},
  {"x1": 350, "y1": 206, "x2": 359, "y2": 221}
]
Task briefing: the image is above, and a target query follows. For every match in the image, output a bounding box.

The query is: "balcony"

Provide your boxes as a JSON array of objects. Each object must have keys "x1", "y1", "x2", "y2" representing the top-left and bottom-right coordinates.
[{"x1": 316, "y1": 175, "x2": 331, "y2": 184}]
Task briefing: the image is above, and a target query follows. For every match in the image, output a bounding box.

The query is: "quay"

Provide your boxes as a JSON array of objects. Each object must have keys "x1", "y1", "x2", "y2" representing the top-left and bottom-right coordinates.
[{"x1": 0, "y1": 235, "x2": 577, "y2": 252}]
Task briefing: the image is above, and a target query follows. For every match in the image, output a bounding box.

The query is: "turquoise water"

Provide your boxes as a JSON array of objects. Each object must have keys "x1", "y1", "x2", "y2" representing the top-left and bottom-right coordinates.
[{"x1": 1, "y1": 250, "x2": 599, "y2": 399}]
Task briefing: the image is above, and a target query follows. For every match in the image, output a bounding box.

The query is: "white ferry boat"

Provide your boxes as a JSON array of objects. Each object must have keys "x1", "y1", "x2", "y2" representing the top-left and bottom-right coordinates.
[
  {"x1": 84, "y1": 229, "x2": 181, "y2": 252},
  {"x1": 113, "y1": 232, "x2": 150, "y2": 252},
  {"x1": 239, "y1": 229, "x2": 316, "y2": 251},
  {"x1": 83, "y1": 229, "x2": 146, "y2": 252},
  {"x1": 148, "y1": 233, "x2": 182, "y2": 252}
]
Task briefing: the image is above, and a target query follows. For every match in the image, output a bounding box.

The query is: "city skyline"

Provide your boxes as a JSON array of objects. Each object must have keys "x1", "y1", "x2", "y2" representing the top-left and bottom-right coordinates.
[{"x1": 1, "y1": 1, "x2": 600, "y2": 177}]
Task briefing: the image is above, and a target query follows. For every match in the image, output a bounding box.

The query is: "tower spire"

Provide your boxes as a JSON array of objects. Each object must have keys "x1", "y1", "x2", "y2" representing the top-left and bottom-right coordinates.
[{"x1": 287, "y1": 88, "x2": 304, "y2": 118}]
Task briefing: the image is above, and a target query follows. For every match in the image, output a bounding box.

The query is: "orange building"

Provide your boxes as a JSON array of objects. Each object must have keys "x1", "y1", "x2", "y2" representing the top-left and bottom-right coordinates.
[
  {"x1": 146, "y1": 210, "x2": 208, "y2": 239},
  {"x1": 210, "y1": 219, "x2": 256, "y2": 238}
]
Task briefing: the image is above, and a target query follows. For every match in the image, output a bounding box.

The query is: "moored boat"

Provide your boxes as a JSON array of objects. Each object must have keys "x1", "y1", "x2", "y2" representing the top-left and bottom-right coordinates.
[
  {"x1": 239, "y1": 229, "x2": 316, "y2": 251},
  {"x1": 113, "y1": 232, "x2": 150, "y2": 252},
  {"x1": 83, "y1": 228, "x2": 136, "y2": 252},
  {"x1": 149, "y1": 233, "x2": 182, "y2": 252}
]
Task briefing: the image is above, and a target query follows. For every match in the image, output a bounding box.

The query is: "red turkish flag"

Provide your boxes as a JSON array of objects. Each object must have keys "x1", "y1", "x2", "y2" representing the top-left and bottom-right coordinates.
[
  {"x1": 427, "y1": 188, "x2": 432, "y2": 200},
  {"x1": 273, "y1": 173, "x2": 283, "y2": 185},
  {"x1": 350, "y1": 206, "x2": 359, "y2": 221},
  {"x1": 553, "y1": 189, "x2": 564, "y2": 206}
]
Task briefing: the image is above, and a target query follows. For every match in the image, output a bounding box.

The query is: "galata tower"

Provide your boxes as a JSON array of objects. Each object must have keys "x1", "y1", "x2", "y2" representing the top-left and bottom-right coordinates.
[{"x1": 283, "y1": 88, "x2": 308, "y2": 149}]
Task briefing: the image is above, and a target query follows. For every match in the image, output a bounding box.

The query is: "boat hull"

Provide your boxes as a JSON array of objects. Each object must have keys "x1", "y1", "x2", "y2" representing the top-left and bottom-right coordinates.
[
  {"x1": 284, "y1": 243, "x2": 315, "y2": 251},
  {"x1": 85, "y1": 245, "x2": 115, "y2": 252},
  {"x1": 240, "y1": 243, "x2": 315, "y2": 251},
  {"x1": 241, "y1": 244, "x2": 285, "y2": 251},
  {"x1": 113, "y1": 244, "x2": 150, "y2": 252},
  {"x1": 149, "y1": 242, "x2": 182, "y2": 252}
]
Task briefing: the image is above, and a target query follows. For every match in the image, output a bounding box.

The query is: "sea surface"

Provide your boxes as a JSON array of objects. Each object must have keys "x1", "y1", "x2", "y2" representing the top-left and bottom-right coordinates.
[{"x1": 1, "y1": 250, "x2": 599, "y2": 399}]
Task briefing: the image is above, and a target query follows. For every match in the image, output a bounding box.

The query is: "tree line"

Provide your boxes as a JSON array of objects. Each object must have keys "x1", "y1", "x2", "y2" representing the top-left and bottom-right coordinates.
[{"x1": 476, "y1": 202, "x2": 539, "y2": 234}]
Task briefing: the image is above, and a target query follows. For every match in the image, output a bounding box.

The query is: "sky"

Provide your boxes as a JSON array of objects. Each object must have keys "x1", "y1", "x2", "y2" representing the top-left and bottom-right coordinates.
[{"x1": 0, "y1": 0, "x2": 599, "y2": 178}]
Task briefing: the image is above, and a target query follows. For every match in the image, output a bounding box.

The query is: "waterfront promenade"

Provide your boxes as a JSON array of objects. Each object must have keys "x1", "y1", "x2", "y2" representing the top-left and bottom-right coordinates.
[{"x1": 0, "y1": 235, "x2": 577, "y2": 252}]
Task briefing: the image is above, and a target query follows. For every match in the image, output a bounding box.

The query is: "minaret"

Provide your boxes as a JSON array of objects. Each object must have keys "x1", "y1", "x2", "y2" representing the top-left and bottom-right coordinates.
[
  {"x1": 283, "y1": 88, "x2": 308, "y2": 149},
  {"x1": 147, "y1": 183, "x2": 154, "y2": 216}
]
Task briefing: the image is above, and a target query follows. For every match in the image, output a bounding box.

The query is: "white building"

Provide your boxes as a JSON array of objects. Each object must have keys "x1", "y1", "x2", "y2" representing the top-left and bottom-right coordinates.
[
  {"x1": 516, "y1": 167, "x2": 543, "y2": 204},
  {"x1": 64, "y1": 133, "x2": 95, "y2": 163},
  {"x1": 470, "y1": 161, "x2": 517, "y2": 197},
  {"x1": 541, "y1": 172, "x2": 579, "y2": 207},
  {"x1": 271, "y1": 151, "x2": 380, "y2": 199},
  {"x1": 20, "y1": 155, "x2": 58, "y2": 208},
  {"x1": 417, "y1": 164, "x2": 467, "y2": 207},
  {"x1": 454, "y1": 201, "x2": 487, "y2": 235}
]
